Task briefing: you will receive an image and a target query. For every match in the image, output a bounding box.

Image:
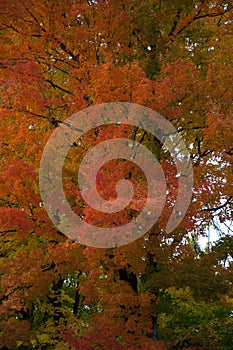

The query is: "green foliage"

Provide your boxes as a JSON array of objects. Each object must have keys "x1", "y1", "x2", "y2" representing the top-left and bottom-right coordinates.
[{"x1": 156, "y1": 287, "x2": 233, "y2": 349}]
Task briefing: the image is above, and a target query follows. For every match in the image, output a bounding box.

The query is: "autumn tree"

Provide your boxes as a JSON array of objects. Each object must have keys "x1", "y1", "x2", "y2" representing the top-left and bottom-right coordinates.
[{"x1": 1, "y1": 0, "x2": 233, "y2": 349}]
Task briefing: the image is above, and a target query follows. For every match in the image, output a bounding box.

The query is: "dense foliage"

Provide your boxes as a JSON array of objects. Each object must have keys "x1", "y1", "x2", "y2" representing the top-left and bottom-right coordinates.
[{"x1": 1, "y1": 1, "x2": 233, "y2": 349}]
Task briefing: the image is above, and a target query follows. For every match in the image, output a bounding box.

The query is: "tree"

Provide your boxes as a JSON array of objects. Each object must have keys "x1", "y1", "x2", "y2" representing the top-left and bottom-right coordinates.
[{"x1": 1, "y1": 0, "x2": 233, "y2": 349}]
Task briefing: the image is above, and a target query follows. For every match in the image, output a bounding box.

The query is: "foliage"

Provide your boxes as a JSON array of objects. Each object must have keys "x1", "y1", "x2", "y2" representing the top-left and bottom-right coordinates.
[{"x1": 0, "y1": 0, "x2": 233, "y2": 349}]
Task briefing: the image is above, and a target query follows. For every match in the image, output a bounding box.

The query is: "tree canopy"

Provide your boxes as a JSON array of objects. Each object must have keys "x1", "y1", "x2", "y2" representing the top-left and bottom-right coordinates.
[{"x1": 0, "y1": 0, "x2": 233, "y2": 349}]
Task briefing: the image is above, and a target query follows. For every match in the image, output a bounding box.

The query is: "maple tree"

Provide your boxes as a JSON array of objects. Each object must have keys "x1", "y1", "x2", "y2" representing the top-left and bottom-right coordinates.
[{"x1": 1, "y1": 0, "x2": 233, "y2": 349}]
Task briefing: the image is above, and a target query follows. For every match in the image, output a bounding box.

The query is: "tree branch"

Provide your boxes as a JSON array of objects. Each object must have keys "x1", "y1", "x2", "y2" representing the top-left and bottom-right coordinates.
[
  {"x1": 45, "y1": 79, "x2": 74, "y2": 95},
  {"x1": 203, "y1": 196, "x2": 232, "y2": 212}
]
